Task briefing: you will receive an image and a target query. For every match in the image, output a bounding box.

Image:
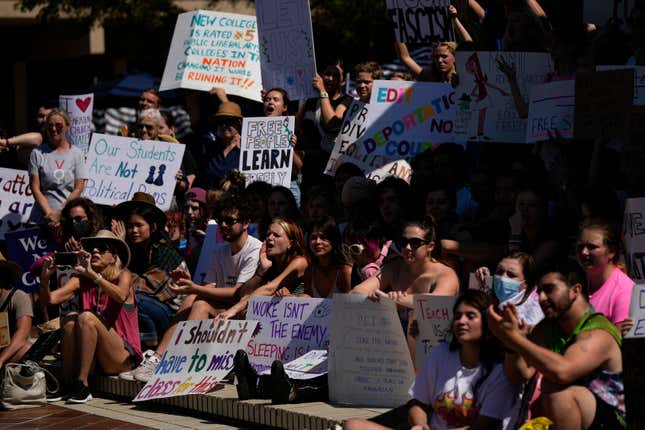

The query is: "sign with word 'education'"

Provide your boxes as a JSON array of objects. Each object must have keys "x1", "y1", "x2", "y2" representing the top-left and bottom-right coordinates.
[
  {"x1": 83, "y1": 133, "x2": 185, "y2": 211},
  {"x1": 134, "y1": 319, "x2": 257, "y2": 401},
  {"x1": 239, "y1": 116, "x2": 294, "y2": 187},
  {"x1": 59, "y1": 93, "x2": 94, "y2": 153},
  {"x1": 386, "y1": 0, "x2": 454, "y2": 43},
  {"x1": 0, "y1": 168, "x2": 35, "y2": 239},
  {"x1": 160, "y1": 10, "x2": 262, "y2": 101}
]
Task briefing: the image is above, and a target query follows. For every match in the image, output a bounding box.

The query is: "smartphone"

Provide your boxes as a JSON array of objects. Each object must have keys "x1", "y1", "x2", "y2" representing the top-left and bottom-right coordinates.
[{"x1": 55, "y1": 252, "x2": 78, "y2": 267}]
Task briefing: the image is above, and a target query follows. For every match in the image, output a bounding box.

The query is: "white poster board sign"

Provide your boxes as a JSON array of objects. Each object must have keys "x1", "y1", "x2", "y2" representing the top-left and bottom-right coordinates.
[
  {"x1": 83, "y1": 133, "x2": 185, "y2": 211},
  {"x1": 526, "y1": 80, "x2": 575, "y2": 142},
  {"x1": 256, "y1": 0, "x2": 317, "y2": 100},
  {"x1": 414, "y1": 295, "x2": 456, "y2": 367},
  {"x1": 454, "y1": 51, "x2": 554, "y2": 143},
  {"x1": 160, "y1": 10, "x2": 262, "y2": 101},
  {"x1": 325, "y1": 100, "x2": 372, "y2": 176},
  {"x1": 134, "y1": 319, "x2": 257, "y2": 401},
  {"x1": 246, "y1": 296, "x2": 331, "y2": 375},
  {"x1": 0, "y1": 168, "x2": 35, "y2": 238},
  {"x1": 624, "y1": 198, "x2": 645, "y2": 282},
  {"x1": 59, "y1": 93, "x2": 94, "y2": 153},
  {"x1": 366, "y1": 159, "x2": 412, "y2": 183},
  {"x1": 329, "y1": 294, "x2": 415, "y2": 407},
  {"x1": 239, "y1": 116, "x2": 294, "y2": 187},
  {"x1": 626, "y1": 284, "x2": 645, "y2": 338},
  {"x1": 597, "y1": 65, "x2": 645, "y2": 106},
  {"x1": 385, "y1": 0, "x2": 454, "y2": 43},
  {"x1": 283, "y1": 349, "x2": 328, "y2": 380}
]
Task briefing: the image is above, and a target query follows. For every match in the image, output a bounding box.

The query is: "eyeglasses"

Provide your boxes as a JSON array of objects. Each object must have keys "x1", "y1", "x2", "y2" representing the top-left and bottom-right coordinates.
[
  {"x1": 398, "y1": 237, "x2": 429, "y2": 250},
  {"x1": 343, "y1": 243, "x2": 365, "y2": 255},
  {"x1": 216, "y1": 217, "x2": 240, "y2": 226}
]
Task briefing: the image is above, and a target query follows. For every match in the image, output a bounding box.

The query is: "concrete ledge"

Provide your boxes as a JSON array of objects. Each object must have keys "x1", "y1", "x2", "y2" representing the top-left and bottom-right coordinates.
[{"x1": 92, "y1": 376, "x2": 390, "y2": 430}]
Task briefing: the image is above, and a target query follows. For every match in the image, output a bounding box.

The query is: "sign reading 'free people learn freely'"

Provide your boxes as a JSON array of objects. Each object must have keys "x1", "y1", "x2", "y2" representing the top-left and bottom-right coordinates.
[
  {"x1": 134, "y1": 319, "x2": 257, "y2": 401},
  {"x1": 160, "y1": 10, "x2": 262, "y2": 101},
  {"x1": 246, "y1": 296, "x2": 331, "y2": 375},
  {"x1": 83, "y1": 133, "x2": 185, "y2": 211},
  {"x1": 239, "y1": 116, "x2": 294, "y2": 187},
  {"x1": 59, "y1": 93, "x2": 94, "y2": 153},
  {"x1": 0, "y1": 168, "x2": 35, "y2": 239},
  {"x1": 256, "y1": 0, "x2": 317, "y2": 100},
  {"x1": 386, "y1": 0, "x2": 454, "y2": 43}
]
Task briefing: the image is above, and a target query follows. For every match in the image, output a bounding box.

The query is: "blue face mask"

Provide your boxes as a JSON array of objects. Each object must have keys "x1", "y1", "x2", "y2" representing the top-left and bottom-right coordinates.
[{"x1": 493, "y1": 275, "x2": 523, "y2": 302}]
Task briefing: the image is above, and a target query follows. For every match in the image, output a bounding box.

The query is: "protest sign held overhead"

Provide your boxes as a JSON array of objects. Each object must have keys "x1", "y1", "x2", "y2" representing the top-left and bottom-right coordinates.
[
  {"x1": 413, "y1": 295, "x2": 456, "y2": 368},
  {"x1": 386, "y1": 0, "x2": 454, "y2": 43},
  {"x1": 160, "y1": 10, "x2": 262, "y2": 101},
  {"x1": 239, "y1": 116, "x2": 294, "y2": 187},
  {"x1": 624, "y1": 198, "x2": 645, "y2": 282},
  {"x1": 246, "y1": 296, "x2": 331, "y2": 375},
  {"x1": 526, "y1": 80, "x2": 575, "y2": 143},
  {"x1": 454, "y1": 51, "x2": 553, "y2": 143},
  {"x1": 0, "y1": 168, "x2": 35, "y2": 238},
  {"x1": 59, "y1": 93, "x2": 94, "y2": 153},
  {"x1": 324, "y1": 100, "x2": 372, "y2": 176},
  {"x1": 5, "y1": 227, "x2": 55, "y2": 293},
  {"x1": 256, "y1": 0, "x2": 317, "y2": 100},
  {"x1": 83, "y1": 133, "x2": 185, "y2": 211},
  {"x1": 134, "y1": 319, "x2": 257, "y2": 401}
]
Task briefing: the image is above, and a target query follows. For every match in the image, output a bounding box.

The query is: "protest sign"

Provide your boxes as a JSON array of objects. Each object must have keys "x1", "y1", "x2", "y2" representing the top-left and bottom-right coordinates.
[
  {"x1": 526, "y1": 80, "x2": 575, "y2": 143},
  {"x1": 499, "y1": 290, "x2": 544, "y2": 327},
  {"x1": 239, "y1": 116, "x2": 294, "y2": 187},
  {"x1": 160, "y1": 10, "x2": 262, "y2": 101},
  {"x1": 366, "y1": 159, "x2": 412, "y2": 183},
  {"x1": 0, "y1": 168, "x2": 35, "y2": 239},
  {"x1": 82, "y1": 133, "x2": 185, "y2": 211},
  {"x1": 283, "y1": 349, "x2": 327, "y2": 380},
  {"x1": 454, "y1": 51, "x2": 553, "y2": 143},
  {"x1": 256, "y1": 0, "x2": 317, "y2": 100},
  {"x1": 414, "y1": 295, "x2": 456, "y2": 368},
  {"x1": 385, "y1": 0, "x2": 454, "y2": 43},
  {"x1": 325, "y1": 100, "x2": 372, "y2": 176},
  {"x1": 597, "y1": 65, "x2": 645, "y2": 106},
  {"x1": 134, "y1": 319, "x2": 257, "y2": 401},
  {"x1": 5, "y1": 227, "x2": 56, "y2": 293},
  {"x1": 246, "y1": 296, "x2": 330, "y2": 375},
  {"x1": 329, "y1": 294, "x2": 414, "y2": 407},
  {"x1": 59, "y1": 93, "x2": 94, "y2": 152},
  {"x1": 575, "y1": 69, "x2": 633, "y2": 140},
  {"x1": 192, "y1": 223, "x2": 225, "y2": 284},
  {"x1": 623, "y1": 198, "x2": 645, "y2": 282},
  {"x1": 625, "y1": 284, "x2": 645, "y2": 338}
]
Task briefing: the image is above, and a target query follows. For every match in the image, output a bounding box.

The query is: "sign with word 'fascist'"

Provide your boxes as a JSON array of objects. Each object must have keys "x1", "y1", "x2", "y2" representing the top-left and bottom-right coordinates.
[{"x1": 386, "y1": 0, "x2": 454, "y2": 43}]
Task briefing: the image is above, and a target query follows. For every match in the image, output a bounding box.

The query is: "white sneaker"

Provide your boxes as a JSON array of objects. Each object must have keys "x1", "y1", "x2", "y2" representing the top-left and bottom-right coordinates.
[
  {"x1": 120, "y1": 349, "x2": 156, "y2": 381},
  {"x1": 133, "y1": 350, "x2": 161, "y2": 383}
]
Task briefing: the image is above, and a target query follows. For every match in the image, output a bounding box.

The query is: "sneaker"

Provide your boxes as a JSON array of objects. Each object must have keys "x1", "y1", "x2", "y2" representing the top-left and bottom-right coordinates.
[
  {"x1": 233, "y1": 350, "x2": 257, "y2": 400},
  {"x1": 66, "y1": 380, "x2": 93, "y2": 404},
  {"x1": 120, "y1": 349, "x2": 156, "y2": 381},
  {"x1": 133, "y1": 350, "x2": 161, "y2": 383},
  {"x1": 270, "y1": 360, "x2": 294, "y2": 404}
]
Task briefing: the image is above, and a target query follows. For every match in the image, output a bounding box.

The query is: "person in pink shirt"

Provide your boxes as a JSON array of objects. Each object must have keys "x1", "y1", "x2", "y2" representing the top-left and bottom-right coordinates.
[{"x1": 577, "y1": 220, "x2": 634, "y2": 335}]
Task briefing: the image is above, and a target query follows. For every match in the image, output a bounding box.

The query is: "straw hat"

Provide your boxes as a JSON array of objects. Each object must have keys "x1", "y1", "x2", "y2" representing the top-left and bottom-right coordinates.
[
  {"x1": 114, "y1": 192, "x2": 166, "y2": 229},
  {"x1": 81, "y1": 230, "x2": 131, "y2": 268},
  {"x1": 213, "y1": 101, "x2": 242, "y2": 119}
]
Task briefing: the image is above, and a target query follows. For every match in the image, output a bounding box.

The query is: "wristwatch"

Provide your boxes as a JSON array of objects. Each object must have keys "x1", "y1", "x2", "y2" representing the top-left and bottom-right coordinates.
[{"x1": 319, "y1": 91, "x2": 329, "y2": 99}]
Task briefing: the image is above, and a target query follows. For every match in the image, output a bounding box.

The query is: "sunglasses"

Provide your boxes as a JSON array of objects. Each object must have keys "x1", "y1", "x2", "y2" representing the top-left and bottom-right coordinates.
[
  {"x1": 398, "y1": 237, "x2": 429, "y2": 250},
  {"x1": 216, "y1": 217, "x2": 240, "y2": 226},
  {"x1": 343, "y1": 243, "x2": 365, "y2": 255},
  {"x1": 92, "y1": 243, "x2": 113, "y2": 254},
  {"x1": 136, "y1": 123, "x2": 156, "y2": 131}
]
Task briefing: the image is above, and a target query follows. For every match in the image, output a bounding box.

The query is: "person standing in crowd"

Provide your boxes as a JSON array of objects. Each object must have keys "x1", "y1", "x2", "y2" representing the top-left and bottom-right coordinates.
[{"x1": 28, "y1": 109, "x2": 88, "y2": 228}]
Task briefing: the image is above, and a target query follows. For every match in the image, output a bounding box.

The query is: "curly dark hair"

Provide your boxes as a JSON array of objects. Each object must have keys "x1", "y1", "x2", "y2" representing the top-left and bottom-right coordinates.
[{"x1": 60, "y1": 197, "x2": 104, "y2": 241}]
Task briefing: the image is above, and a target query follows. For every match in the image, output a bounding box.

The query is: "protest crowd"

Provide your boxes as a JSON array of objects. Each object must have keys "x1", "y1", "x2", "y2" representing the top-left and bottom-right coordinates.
[{"x1": 2, "y1": 1, "x2": 645, "y2": 429}]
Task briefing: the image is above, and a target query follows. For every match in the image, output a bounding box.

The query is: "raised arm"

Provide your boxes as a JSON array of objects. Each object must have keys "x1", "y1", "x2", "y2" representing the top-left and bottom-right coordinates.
[{"x1": 395, "y1": 41, "x2": 425, "y2": 79}]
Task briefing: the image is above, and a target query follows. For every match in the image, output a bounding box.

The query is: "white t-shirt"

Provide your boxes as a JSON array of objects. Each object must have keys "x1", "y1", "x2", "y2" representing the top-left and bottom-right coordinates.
[
  {"x1": 204, "y1": 235, "x2": 262, "y2": 288},
  {"x1": 409, "y1": 343, "x2": 518, "y2": 430}
]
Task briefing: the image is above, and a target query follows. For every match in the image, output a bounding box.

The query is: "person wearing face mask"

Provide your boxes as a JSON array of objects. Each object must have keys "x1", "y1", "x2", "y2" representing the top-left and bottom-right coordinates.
[{"x1": 475, "y1": 251, "x2": 537, "y2": 304}]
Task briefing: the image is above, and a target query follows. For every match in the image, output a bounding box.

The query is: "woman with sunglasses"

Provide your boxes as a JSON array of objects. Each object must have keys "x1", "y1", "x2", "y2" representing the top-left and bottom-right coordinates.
[
  {"x1": 40, "y1": 230, "x2": 140, "y2": 404},
  {"x1": 343, "y1": 223, "x2": 392, "y2": 284},
  {"x1": 28, "y1": 108, "x2": 88, "y2": 228}
]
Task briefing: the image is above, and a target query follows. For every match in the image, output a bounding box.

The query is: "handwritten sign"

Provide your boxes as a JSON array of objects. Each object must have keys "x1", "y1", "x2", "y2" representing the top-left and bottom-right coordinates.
[
  {"x1": 597, "y1": 65, "x2": 645, "y2": 106},
  {"x1": 325, "y1": 100, "x2": 372, "y2": 176},
  {"x1": 59, "y1": 93, "x2": 94, "y2": 152},
  {"x1": 246, "y1": 296, "x2": 330, "y2": 375},
  {"x1": 82, "y1": 133, "x2": 185, "y2": 211},
  {"x1": 329, "y1": 294, "x2": 414, "y2": 407},
  {"x1": 283, "y1": 349, "x2": 327, "y2": 380},
  {"x1": 256, "y1": 0, "x2": 317, "y2": 100},
  {"x1": 625, "y1": 285, "x2": 645, "y2": 338},
  {"x1": 386, "y1": 0, "x2": 454, "y2": 43},
  {"x1": 414, "y1": 295, "x2": 456, "y2": 368},
  {"x1": 575, "y1": 69, "x2": 633, "y2": 140},
  {"x1": 526, "y1": 80, "x2": 575, "y2": 143},
  {"x1": 160, "y1": 10, "x2": 262, "y2": 101},
  {"x1": 366, "y1": 159, "x2": 412, "y2": 183},
  {"x1": 5, "y1": 227, "x2": 56, "y2": 293},
  {"x1": 454, "y1": 51, "x2": 553, "y2": 143},
  {"x1": 239, "y1": 116, "x2": 294, "y2": 187},
  {"x1": 624, "y1": 198, "x2": 645, "y2": 282},
  {"x1": 0, "y1": 168, "x2": 35, "y2": 239},
  {"x1": 134, "y1": 319, "x2": 257, "y2": 401}
]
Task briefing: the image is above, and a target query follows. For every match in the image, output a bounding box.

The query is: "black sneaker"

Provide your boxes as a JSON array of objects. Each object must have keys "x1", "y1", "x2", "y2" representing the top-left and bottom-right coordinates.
[
  {"x1": 233, "y1": 350, "x2": 257, "y2": 400},
  {"x1": 270, "y1": 360, "x2": 294, "y2": 404},
  {"x1": 66, "y1": 380, "x2": 93, "y2": 404}
]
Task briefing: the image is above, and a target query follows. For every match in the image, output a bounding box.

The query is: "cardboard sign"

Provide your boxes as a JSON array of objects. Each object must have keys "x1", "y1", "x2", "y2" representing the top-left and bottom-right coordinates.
[
  {"x1": 625, "y1": 285, "x2": 645, "y2": 338},
  {"x1": 160, "y1": 10, "x2": 262, "y2": 101},
  {"x1": 0, "y1": 168, "x2": 36, "y2": 239},
  {"x1": 82, "y1": 133, "x2": 185, "y2": 211},
  {"x1": 624, "y1": 198, "x2": 645, "y2": 282},
  {"x1": 324, "y1": 100, "x2": 372, "y2": 176},
  {"x1": 59, "y1": 93, "x2": 94, "y2": 152},
  {"x1": 575, "y1": 69, "x2": 633, "y2": 140},
  {"x1": 526, "y1": 80, "x2": 575, "y2": 143},
  {"x1": 414, "y1": 295, "x2": 456, "y2": 367},
  {"x1": 597, "y1": 65, "x2": 645, "y2": 106},
  {"x1": 134, "y1": 319, "x2": 257, "y2": 401},
  {"x1": 386, "y1": 0, "x2": 454, "y2": 43},
  {"x1": 246, "y1": 296, "x2": 331, "y2": 375},
  {"x1": 329, "y1": 294, "x2": 415, "y2": 407},
  {"x1": 256, "y1": 0, "x2": 317, "y2": 100},
  {"x1": 5, "y1": 227, "x2": 56, "y2": 293},
  {"x1": 454, "y1": 51, "x2": 554, "y2": 143},
  {"x1": 239, "y1": 116, "x2": 294, "y2": 187}
]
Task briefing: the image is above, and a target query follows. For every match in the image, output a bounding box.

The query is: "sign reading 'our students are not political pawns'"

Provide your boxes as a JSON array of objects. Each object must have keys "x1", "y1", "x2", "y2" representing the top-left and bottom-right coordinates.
[
  {"x1": 160, "y1": 10, "x2": 262, "y2": 101},
  {"x1": 386, "y1": 0, "x2": 454, "y2": 43},
  {"x1": 83, "y1": 134, "x2": 185, "y2": 211}
]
